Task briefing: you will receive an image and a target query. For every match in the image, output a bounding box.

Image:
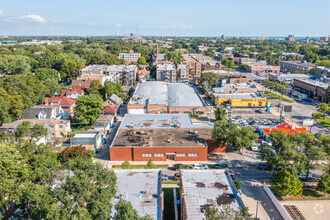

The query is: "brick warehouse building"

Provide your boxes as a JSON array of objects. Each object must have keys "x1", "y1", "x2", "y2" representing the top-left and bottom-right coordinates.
[
  {"x1": 127, "y1": 81, "x2": 208, "y2": 117},
  {"x1": 110, "y1": 114, "x2": 214, "y2": 161}
]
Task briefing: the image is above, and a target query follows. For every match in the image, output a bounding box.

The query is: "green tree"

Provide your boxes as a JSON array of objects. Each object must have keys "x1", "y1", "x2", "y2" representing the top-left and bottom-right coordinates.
[
  {"x1": 31, "y1": 124, "x2": 48, "y2": 139},
  {"x1": 272, "y1": 170, "x2": 303, "y2": 197},
  {"x1": 43, "y1": 78, "x2": 61, "y2": 96},
  {"x1": 145, "y1": 158, "x2": 155, "y2": 169},
  {"x1": 214, "y1": 105, "x2": 227, "y2": 121},
  {"x1": 317, "y1": 172, "x2": 330, "y2": 194},
  {"x1": 228, "y1": 126, "x2": 257, "y2": 152},
  {"x1": 121, "y1": 159, "x2": 131, "y2": 169},
  {"x1": 34, "y1": 68, "x2": 59, "y2": 81},
  {"x1": 200, "y1": 72, "x2": 220, "y2": 88},
  {"x1": 316, "y1": 103, "x2": 329, "y2": 118},
  {"x1": 74, "y1": 93, "x2": 104, "y2": 125},
  {"x1": 137, "y1": 56, "x2": 147, "y2": 65},
  {"x1": 204, "y1": 205, "x2": 251, "y2": 220},
  {"x1": 16, "y1": 121, "x2": 31, "y2": 137},
  {"x1": 90, "y1": 80, "x2": 102, "y2": 93},
  {"x1": 0, "y1": 55, "x2": 31, "y2": 74},
  {"x1": 60, "y1": 145, "x2": 89, "y2": 162},
  {"x1": 0, "y1": 96, "x2": 11, "y2": 125},
  {"x1": 114, "y1": 199, "x2": 152, "y2": 220}
]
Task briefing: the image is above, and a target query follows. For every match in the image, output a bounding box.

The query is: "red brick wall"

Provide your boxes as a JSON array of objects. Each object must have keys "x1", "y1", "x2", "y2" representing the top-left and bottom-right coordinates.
[
  {"x1": 133, "y1": 147, "x2": 208, "y2": 161},
  {"x1": 110, "y1": 147, "x2": 133, "y2": 161},
  {"x1": 110, "y1": 146, "x2": 208, "y2": 161},
  {"x1": 205, "y1": 140, "x2": 226, "y2": 153}
]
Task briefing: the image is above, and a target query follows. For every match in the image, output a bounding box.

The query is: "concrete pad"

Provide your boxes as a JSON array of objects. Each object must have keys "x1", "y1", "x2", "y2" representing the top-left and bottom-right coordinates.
[
  {"x1": 280, "y1": 200, "x2": 330, "y2": 220},
  {"x1": 241, "y1": 194, "x2": 271, "y2": 220}
]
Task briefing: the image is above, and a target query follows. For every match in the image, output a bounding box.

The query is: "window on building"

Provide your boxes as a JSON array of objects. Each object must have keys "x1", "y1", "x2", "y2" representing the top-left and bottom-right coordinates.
[
  {"x1": 196, "y1": 111, "x2": 204, "y2": 114},
  {"x1": 171, "y1": 111, "x2": 179, "y2": 114},
  {"x1": 155, "y1": 153, "x2": 164, "y2": 157},
  {"x1": 177, "y1": 153, "x2": 187, "y2": 157},
  {"x1": 184, "y1": 111, "x2": 192, "y2": 114},
  {"x1": 59, "y1": 125, "x2": 63, "y2": 128},
  {"x1": 188, "y1": 153, "x2": 199, "y2": 157},
  {"x1": 259, "y1": 102, "x2": 262, "y2": 106},
  {"x1": 142, "y1": 153, "x2": 152, "y2": 157}
]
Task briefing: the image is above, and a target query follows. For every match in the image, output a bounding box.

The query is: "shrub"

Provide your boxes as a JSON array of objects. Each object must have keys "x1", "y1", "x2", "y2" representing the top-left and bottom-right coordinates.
[
  {"x1": 121, "y1": 159, "x2": 131, "y2": 169},
  {"x1": 145, "y1": 158, "x2": 155, "y2": 169},
  {"x1": 61, "y1": 145, "x2": 89, "y2": 162},
  {"x1": 233, "y1": 179, "x2": 240, "y2": 190}
]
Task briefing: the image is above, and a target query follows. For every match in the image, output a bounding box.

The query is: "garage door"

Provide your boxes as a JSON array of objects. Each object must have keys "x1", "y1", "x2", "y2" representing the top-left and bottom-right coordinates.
[{"x1": 128, "y1": 108, "x2": 146, "y2": 114}]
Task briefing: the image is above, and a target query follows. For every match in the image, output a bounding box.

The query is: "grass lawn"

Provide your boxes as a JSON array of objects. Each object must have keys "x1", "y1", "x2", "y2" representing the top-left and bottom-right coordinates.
[
  {"x1": 313, "y1": 114, "x2": 330, "y2": 129},
  {"x1": 162, "y1": 180, "x2": 179, "y2": 185},
  {"x1": 264, "y1": 91, "x2": 295, "y2": 103},
  {"x1": 163, "y1": 188, "x2": 176, "y2": 220},
  {"x1": 281, "y1": 186, "x2": 329, "y2": 201}
]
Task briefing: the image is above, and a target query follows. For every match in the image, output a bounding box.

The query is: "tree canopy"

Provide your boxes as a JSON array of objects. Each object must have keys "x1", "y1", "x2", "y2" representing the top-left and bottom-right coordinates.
[{"x1": 74, "y1": 93, "x2": 104, "y2": 125}]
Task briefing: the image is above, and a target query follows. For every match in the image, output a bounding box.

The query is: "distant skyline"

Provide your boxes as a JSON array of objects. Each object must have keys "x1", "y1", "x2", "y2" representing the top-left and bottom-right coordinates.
[{"x1": 0, "y1": 0, "x2": 329, "y2": 37}]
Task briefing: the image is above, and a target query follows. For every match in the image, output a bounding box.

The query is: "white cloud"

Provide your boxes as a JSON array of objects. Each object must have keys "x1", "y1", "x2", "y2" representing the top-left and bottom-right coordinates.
[
  {"x1": 115, "y1": 23, "x2": 122, "y2": 27},
  {"x1": 0, "y1": 10, "x2": 3, "y2": 16},
  {"x1": 19, "y1": 14, "x2": 46, "y2": 23}
]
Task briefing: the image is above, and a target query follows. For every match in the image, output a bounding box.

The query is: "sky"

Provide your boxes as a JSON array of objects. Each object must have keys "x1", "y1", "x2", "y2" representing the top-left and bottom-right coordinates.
[{"x1": 0, "y1": 0, "x2": 329, "y2": 37}]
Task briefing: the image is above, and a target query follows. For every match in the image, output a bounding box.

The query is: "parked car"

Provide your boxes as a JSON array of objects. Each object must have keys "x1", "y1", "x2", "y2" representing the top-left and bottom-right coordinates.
[
  {"x1": 235, "y1": 116, "x2": 242, "y2": 120},
  {"x1": 211, "y1": 164, "x2": 228, "y2": 169},
  {"x1": 258, "y1": 109, "x2": 265, "y2": 113},
  {"x1": 296, "y1": 173, "x2": 313, "y2": 180},
  {"x1": 192, "y1": 163, "x2": 209, "y2": 169},
  {"x1": 258, "y1": 162, "x2": 268, "y2": 170},
  {"x1": 173, "y1": 164, "x2": 186, "y2": 171},
  {"x1": 162, "y1": 174, "x2": 169, "y2": 181},
  {"x1": 174, "y1": 172, "x2": 181, "y2": 181}
]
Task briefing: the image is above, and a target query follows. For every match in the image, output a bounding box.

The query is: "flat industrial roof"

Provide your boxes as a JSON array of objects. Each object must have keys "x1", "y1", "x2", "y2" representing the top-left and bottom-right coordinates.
[
  {"x1": 119, "y1": 114, "x2": 194, "y2": 129},
  {"x1": 112, "y1": 128, "x2": 211, "y2": 148},
  {"x1": 181, "y1": 170, "x2": 241, "y2": 220},
  {"x1": 130, "y1": 81, "x2": 206, "y2": 107},
  {"x1": 213, "y1": 93, "x2": 263, "y2": 99},
  {"x1": 111, "y1": 169, "x2": 161, "y2": 220}
]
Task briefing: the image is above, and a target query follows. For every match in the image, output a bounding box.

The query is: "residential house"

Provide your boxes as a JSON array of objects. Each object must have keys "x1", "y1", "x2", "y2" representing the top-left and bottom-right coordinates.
[
  {"x1": 137, "y1": 65, "x2": 150, "y2": 81},
  {"x1": 42, "y1": 96, "x2": 76, "y2": 117},
  {"x1": 60, "y1": 88, "x2": 84, "y2": 99},
  {"x1": 23, "y1": 106, "x2": 64, "y2": 120}
]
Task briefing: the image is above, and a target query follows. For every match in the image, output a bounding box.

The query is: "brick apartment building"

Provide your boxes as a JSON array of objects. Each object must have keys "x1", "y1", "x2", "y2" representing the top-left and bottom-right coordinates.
[
  {"x1": 293, "y1": 78, "x2": 329, "y2": 103},
  {"x1": 181, "y1": 54, "x2": 202, "y2": 83},
  {"x1": 118, "y1": 50, "x2": 141, "y2": 64},
  {"x1": 127, "y1": 81, "x2": 208, "y2": 117},
  {"x1": 156, "y1": 64, "x2": 177, "y2": 82},
  {"x1": 201, "y1": 60, "x2": 221, "y2": 71},
  {"x1": 110, "y1": 114, "x2": 212, "y2": 161}
]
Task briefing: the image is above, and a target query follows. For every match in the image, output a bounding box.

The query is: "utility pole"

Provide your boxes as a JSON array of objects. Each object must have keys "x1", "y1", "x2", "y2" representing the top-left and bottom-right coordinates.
[{"x1": 255, "y1": 201, "x2": 259, "y2": 220}]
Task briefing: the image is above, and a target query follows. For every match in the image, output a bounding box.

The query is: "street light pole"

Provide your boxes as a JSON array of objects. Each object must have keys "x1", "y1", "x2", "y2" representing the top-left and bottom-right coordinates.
[{"x1": 256, "y1": 201, "x2": 259, "y2": 220}]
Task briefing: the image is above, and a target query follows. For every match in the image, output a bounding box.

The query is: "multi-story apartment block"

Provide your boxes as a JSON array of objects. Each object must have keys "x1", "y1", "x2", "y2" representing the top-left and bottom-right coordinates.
[
  {"x1": 156, "y1": 64, "x2": 176, "y2": 82},
  {"x1": 314, "y1": 66, "x2": 330, "y2": 79},
  {"x1": 320, "y1": 36, "x2": 329, "y2": 42},
  {"x1": 201, "y1": 60, "x2": 221, "y2": 71},
  {"x1": 280, "y1": 60, "x2": 316, "y2": 73},
  {"x1": 119, "y1": 50, "x2": 141, "y2": 64},
  {"x1": 181, "y1": 54, "x2": 202, "y2": 83},
  {"x1": 177, "y1": 64, "x2": 189, "y2": 82}
]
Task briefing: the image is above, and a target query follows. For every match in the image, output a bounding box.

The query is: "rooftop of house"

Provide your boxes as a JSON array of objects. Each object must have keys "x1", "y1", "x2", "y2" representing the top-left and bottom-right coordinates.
[
  {"x1": 102, "y1": 106, "x2": 117, "y2": 114},
  {"x1": 23, "y1": 107, "x2": 56, "y2": 119},
  {"x1": 60, "y1": 88, "x2": 84, "y2": 96},
  {"x1": 109, "y1": 93, "x2": 123, "y2": 105},
  {"x1": 1, "y1": 119, "x2": 69, "y2": 129},
  {"x1": 213, "y1": 93, "x2": 264, "y2": 99},
  {"x1": 92, "y1": 120, "x2": 111, "y2": 129},
  {"x1": 43, "y1": 96, "x2": 76, "y2": 107},
  {"x1": 73, "y1": 131, "x2": 100, "y2": 138},
  {"x1": 111, "y1": 127, "x2": 211, "y2": 148},
  {"x1": 111, "y1": 169, "x2": 161, "y2": 220},
  {"x1": 130, "y1": 81, "x2": 206, "y2": 107},
  {"x1": 71, "y1": 79, "x2": 94, "y2": 87},
  {"x1": 181, "y1": 170, "x2": 241, "y2": 220},
  {"x1": 80, "y1": 65, "x2": 108, "y2": 72}
]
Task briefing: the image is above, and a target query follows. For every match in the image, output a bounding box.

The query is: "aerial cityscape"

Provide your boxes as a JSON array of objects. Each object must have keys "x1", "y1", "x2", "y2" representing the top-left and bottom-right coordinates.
[{"x1": 0, "y1": 1, "x2": 329, "y2": 220}]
